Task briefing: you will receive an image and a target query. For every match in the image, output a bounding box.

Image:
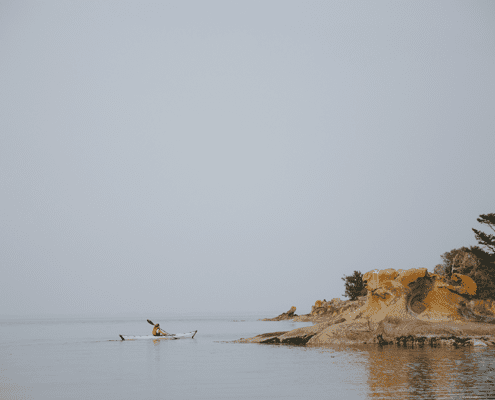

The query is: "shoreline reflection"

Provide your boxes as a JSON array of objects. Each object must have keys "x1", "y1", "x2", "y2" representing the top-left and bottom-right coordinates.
[{"x1": 366, "y1": 345, "x2": 495, "y2": 399}]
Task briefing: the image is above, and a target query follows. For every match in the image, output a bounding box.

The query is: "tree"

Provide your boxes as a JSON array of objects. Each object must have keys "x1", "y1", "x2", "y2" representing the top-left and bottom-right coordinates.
[
  {"x1": 342, "y1": 270, "x2": 367, "y2": 300},
  {"x1": 467, "y1": 213, "x2": 495, "y2": 299},
  {"x1": 434, "y1": 215, "x2": 495, "y2": 299},
  {"x1": 435, "y1": 247, "x2": 479, "y2": 278},
  {"x1": 470, "y1": 213, "x2": 495, "y2": 265},
  {"x1": 434, "y1": 264, "x2": 447, "y2": 276}
]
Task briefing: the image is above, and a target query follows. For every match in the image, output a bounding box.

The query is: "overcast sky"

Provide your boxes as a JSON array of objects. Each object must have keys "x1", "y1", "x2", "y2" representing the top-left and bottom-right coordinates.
[{"x1": 1, "y1": 1, "x2": 494, "y2": 316}]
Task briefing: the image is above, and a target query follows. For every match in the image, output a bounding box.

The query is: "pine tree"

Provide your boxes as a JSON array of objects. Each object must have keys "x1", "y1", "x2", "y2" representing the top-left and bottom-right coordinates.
[
  {"x1": 470, "y1": 214, "x2": 495, "y2": 261},
  {"x1": 341, "y1": 270, "x2": 367, "y2": 300},
  {"x1": 468, "y1": 213, "x2": 495, "y2": 299}
]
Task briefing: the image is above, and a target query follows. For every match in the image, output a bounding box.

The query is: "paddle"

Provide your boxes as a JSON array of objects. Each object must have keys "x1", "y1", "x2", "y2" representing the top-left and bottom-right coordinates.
[{"x1": 147, "y1": 319, "x2": 171, "y2": 336}]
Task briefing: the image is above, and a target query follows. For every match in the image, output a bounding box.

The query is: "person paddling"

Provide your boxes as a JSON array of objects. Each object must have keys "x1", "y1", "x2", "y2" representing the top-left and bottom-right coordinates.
[{"x1": 152, "y1": 323, "x2": 169, "y2": 336}]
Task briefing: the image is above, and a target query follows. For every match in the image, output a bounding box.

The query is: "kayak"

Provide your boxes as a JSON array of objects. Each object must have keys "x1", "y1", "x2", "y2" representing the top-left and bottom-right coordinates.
[{"x1": 119, "y1": 331, "x2": 197, "y2": 341}]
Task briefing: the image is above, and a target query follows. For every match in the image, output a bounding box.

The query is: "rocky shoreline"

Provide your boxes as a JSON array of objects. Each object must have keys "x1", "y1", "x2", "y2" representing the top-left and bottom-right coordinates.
[
  {"x1": 237, "y1": 268, "x2": 495, "y2": 348},
  {"x1": 237, "y1": 315, "x2": 495, "y2": 347}
]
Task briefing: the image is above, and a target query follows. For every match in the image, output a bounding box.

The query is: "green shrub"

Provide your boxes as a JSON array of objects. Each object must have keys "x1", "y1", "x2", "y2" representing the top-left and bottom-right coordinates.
[{"x1": 341, "y1": 270, "x2": 367, "y2": 300}]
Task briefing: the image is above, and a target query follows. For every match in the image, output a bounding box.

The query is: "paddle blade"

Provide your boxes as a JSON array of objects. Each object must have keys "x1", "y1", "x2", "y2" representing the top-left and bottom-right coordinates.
[{"x1": 147, "y1": 319, "x2": 155, "y2": 326}]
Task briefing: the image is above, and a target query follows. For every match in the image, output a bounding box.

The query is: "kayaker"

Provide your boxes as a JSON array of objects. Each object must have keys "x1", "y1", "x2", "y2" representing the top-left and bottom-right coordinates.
[{"x1": 152, "y1": 323, "x2": 169, "y2": 336}]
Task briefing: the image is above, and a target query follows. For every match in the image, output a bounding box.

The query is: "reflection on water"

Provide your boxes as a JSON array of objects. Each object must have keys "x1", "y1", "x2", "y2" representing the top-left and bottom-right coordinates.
[
  {"x1": 365, "y1": 345, "x2": 495, "y2": 399},
  {"x1": 3, "y1": 316, "x2": 495, "y2": 399}
]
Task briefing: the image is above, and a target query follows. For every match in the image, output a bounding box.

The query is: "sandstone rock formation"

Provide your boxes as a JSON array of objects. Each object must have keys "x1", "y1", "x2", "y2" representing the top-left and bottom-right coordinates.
[
  {"x1": 239, "y1": 267, "x2": 495, "y2": 346},
  {"x1": 310, "y1": 297, "x2": 366, "y2": 318}
]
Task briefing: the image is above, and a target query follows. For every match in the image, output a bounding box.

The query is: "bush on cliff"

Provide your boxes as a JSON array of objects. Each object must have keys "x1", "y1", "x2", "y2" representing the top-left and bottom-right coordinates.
[{"x1": 342, "y1": 270, "x2": 367, "y2": 300}]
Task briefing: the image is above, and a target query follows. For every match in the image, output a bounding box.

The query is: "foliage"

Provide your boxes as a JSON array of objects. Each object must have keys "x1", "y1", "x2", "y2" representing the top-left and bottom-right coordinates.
[
  {"x1": 434, "y1": 214, "x2": 495, "y2": 299},
  {"x1": 435, "y1": 247, "x2": 479, "y2": 277},
  {"x1": 472, "y1": 302, "x2": 494, "y2": 316},
  {"x1": 434, "y1": 264, "x2": 446, "y2": 276},
  {"x1": 469, "y1": 213, "x2": 495, "y2": 264},
  {"x1": 467, "y1": 213, "x2": 495, "y2": 299},
  {"x1": 342, "y1": 270, "x2": 367, "y2": 300}
]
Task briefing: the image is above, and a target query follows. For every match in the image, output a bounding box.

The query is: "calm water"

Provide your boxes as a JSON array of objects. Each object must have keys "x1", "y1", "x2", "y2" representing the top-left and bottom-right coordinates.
[{"x1": 1, "y1": 313, "x2": 495, "y2": 399}]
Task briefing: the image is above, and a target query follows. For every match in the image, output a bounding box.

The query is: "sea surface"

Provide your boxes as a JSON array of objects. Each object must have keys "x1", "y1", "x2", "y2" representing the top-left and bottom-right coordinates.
[{"x1": 1, "y1": 313, "x2": 495, "y2": 399}]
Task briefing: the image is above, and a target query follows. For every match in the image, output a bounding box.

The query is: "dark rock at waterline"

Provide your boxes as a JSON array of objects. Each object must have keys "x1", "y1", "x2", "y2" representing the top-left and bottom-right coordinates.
[{"x1": 376, "y1": 332, "x2": 493, "y2": 347}]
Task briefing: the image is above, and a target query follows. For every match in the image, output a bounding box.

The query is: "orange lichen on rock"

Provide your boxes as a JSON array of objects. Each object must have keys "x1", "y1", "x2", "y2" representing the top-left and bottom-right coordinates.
[
  {"x1": 419, "y1": 286, "x2": 467, "y2": 321},
  {"x1": 363, "y1": 269, "x2": 400, "y2": 291},
  {"x1": 450, "y1": 273, "x2": 477, "y2": 296},
  {"x1": 395, "y1": 268, "x2": 428, "y2": 287},
  {"x1": 358, "y1": 267, "x2": 477, "y2": 323},
  {"x1": 307, "y1": 267, "x2": 481, "y2": 345}
]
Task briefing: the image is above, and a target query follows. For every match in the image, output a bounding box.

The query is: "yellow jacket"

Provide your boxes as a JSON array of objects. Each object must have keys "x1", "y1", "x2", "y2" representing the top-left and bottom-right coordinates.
[{"x1": 152, "y1": 326, "x2": 168, "y2": 336}]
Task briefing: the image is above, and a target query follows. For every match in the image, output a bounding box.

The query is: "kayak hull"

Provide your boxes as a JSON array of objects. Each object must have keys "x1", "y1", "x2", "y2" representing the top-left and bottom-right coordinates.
[{"x1": 120, "y1": 331, "x2": 197, "y2": 341}]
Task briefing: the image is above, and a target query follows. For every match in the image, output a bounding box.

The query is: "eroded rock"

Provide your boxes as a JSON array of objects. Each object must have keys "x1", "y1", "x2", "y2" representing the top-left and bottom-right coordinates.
[
  {"x1": 308, "y1": 297, "x2": 366, "y2": 319},
  {"x1": 240, "y1": 267, "x2": 495, "y2": 346}
]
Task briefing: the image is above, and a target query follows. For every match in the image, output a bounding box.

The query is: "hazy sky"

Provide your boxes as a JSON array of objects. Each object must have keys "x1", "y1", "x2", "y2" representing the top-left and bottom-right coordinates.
[{"x1": 1, "y1": 1, "x2": 494, "y2": 316}]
